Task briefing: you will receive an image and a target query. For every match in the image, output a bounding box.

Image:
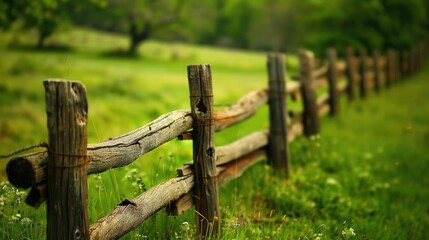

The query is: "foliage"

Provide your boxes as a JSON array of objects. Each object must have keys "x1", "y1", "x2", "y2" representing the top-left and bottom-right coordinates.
[
  {"x1": 3, "y1": 0, "x2": 427, "y2": 54},
  {"x1": 0, "y1": 0, "x2": 103, "y2": 48},
  {"x1": 72, "y1": 0, "x2": 187, "y2": 56}
]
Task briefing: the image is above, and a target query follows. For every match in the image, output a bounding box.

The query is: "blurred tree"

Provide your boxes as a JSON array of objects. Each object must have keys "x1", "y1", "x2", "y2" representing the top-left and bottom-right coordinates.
[
  {"x1": 95, "y1": 0, "x2": 186, "y2": 55},
  {"x1": 0, "y1": 0, "x2": 103, "y2": 49}
]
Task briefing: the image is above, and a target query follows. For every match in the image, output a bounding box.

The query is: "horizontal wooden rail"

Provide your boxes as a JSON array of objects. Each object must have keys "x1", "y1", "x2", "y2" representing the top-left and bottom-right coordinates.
[
  {"x1": 7, "y1": 109, "x2": 193, "y2": 189},
  {"x1": 8, "y1": 81, "x2": 304, "y2": 191},
  {"x1": 89, "y1": 175, "x2": 194, "y2": 239},
  {"x1": 22, "y1": 130, "x2": 270, "y2": 207},
  {"x1": 336, "y1": 81, "x2": 348, "y2": 93},
  {"x1": 315, "y1": 77, "x2": 328, "y2": 88},
  {"x1": 214, "y1": 89, "x2": 267, "y2": 131},
  {"x1": 318, "y1": 103, "x2": 330, "y2": 117},
  {"x1": 313, "y1": 64, "x2": 329, "y2": 79},
  {"x1": 216, "y1": 131, "x2": 268, "y2": 165},
  {"x1": 336, "y1": 62, "x2": 347, "y2": 74},
  {"x1": 168, "y1": 149, "x2": 267, "y2": 216},
  {"x1": 316, "y1": 92, "x2": 330, "y2": 106},
  {"x1": 366, "y1": 57, "x2": 375, "y2": 68}
]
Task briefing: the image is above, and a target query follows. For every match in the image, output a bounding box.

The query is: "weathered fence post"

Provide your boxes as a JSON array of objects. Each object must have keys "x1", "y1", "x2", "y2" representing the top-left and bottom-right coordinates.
[
  {"x1": 393, "y1": 51, "x2": 400, "y2": 82},
  {"x1": 410, "y1": 47, "x2": 417, "y2": 75},
  {"x1": 386, "y1": 49, "x2": 394, "y2": 87},
  {"x1": 187, "y1": 64, "x2": 220, "y2": 238},
  {"x1": 416, "y1": 45, "x2": 422, "y2": 72},
  {"x1": 359, "y1": 49, "x2": 368, "y2": 98},
  {"x1": 299, "y1": 50, "x2": 319, "y2": 137},
  {"x1": 327, "y1": 48, "x2": 339, "y2": 115},
  {"x1": 44, "y1": 80, "x2": 89, "y2": 240},
  {"x1": 373, "y1": 50, "x2": 381, "y2": 93},
  {"x1": 267, "y1": 53, "x2": 290, "y2": 178},
  {"x1": 399, "y1": 51, "x2": 407, "y2": 79},
  {"x1": 345, "y1": 47, "x2": 356, "y2": 101}
]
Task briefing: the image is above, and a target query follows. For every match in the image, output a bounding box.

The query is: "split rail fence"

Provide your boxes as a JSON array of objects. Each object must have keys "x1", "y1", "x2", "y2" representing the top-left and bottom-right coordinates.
[{"x1": 5, "y1": 42, "x2": 428, "y2": 239}]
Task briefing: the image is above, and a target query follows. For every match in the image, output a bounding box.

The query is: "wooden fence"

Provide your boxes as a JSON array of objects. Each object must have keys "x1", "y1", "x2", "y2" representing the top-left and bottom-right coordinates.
[{"x1": 5, "y1": 42, "x2": 428, "y2": 239}]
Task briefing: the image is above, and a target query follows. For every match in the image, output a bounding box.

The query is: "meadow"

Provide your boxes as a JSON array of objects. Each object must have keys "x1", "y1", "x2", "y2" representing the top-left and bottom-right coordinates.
[{"x1": 0, "y1": 28, "x2": 428, "y2": 239}]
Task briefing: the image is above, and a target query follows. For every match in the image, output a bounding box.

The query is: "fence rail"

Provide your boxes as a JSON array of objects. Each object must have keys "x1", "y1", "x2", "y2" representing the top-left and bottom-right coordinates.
[{"x1": 4, "y1": 41, "x2": 429, "y2": 239}]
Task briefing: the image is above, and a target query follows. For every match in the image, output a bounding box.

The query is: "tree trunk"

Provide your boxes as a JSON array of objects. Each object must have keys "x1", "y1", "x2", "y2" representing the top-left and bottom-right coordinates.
[
  {"x1": 37, "y1": 31, "x2": 47, "y2": 49},
  {"x1": 128, "y1": 22, "x2": 151, "y2": 56}
]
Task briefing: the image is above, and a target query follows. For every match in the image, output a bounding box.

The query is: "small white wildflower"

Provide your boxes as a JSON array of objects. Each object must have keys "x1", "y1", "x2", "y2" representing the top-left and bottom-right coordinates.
[
  {"x1": 182, "y1": 221, "x2": 190, "y2": 231},
  {"x1": 326, "y1": 178, "x2": 338, "y2": 186},
  {"x1": 20, "y1": 217, "x2": 32, "y2": 225},
  {"x1": 341, "y1": 227, "x2": 356, "y2": 239}
]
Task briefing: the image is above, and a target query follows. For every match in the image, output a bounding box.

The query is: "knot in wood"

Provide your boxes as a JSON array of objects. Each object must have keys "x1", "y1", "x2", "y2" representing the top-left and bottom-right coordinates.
[{"x1": 206, "y1": 147, "x2": 215, "y2": 157}]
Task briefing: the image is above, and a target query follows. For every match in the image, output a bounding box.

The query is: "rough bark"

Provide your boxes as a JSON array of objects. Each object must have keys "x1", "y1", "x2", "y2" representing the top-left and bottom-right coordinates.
[
  {"x1": 267, "y1": 53, "x2": 290, "y2": 177},
  {"x1": 44, "y1": 80, "x2": 89, "y2": 240},
  {"x1": 89, "y1": 175, "x2": 193, "y2": 240}
]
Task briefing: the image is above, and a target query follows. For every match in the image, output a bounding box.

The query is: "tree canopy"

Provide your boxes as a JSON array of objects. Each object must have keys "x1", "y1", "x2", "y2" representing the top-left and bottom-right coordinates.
[{"x1": 2, "y1": 0, "x2": 428, "y2": 54}]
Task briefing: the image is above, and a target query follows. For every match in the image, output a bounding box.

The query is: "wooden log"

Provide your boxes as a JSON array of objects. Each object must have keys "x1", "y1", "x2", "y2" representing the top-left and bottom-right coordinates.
[
  {"x1": 286, "y1": 81, "x2": 301, "y2": 94},
  {"x1": 315, "y1": 78, "x2": 328, "y2": 89},
  {"x1": 313, "y1": 64, "x2": 328, "y2": 79},
  {"x1": 91, "y1": 147, "x2": 267, "y2": 239},
  {"x1": 407, "y1": 49, "x2": 413, "y2": 76},
  {"x1": 44, "y1": 80, "x2": 89, "y2": 240},
  {"x1": 318, "y1": 103, "x2": 330, "y2": 117},
  {"x1": 166, "y1": 190, "x2": 194, "y2": 216},
  {"x1": 288, "y1": 122, "x2": 303, "y2": 143},
  {"x1": 166, "y1": 163, "x2": 194, "y2": 216},
  {"x1": 299, "y1": 50, "x2": 320, "y2": 137},
  {"x1": 359, "y1": 49, "x2": 368, "y2": 98},
  {"x1": 89, "y1": 175, "x2": 194, "y2": 240},
  {"x1": 267, "y1": 53, "x2": 290, "y2": 177},
  {"x1": 418, "y1": 43, "x2": 424, "y2": 71},
  {"x1": 400, "y1": 51, "x2": 408, "y2": 78},
  {"x1": 169, "y1": 122, "x2": 301, "y2": 217},
  {"x1": 7, "y1": 109, "x2": 193, "y2": 189},
  {"x1": 336, "y1": 81, "x2": 348, "y2": 94},
  {"x1": 366, "y1": 57, "x2": 375, "y2": 68},
  {"x1": 336, "y1": 61, "x2": 347, "y2": 75},
  {"x1": 411, "y1": 47, "x2": 417, "y2": 75},
  {"x1": 327, "y1": 48, "x2": 339, "y2": 116},
  {"x1": 217, "y1": 149, "x2": 266, "y2": 185},
  {"x1": 386, "y1": 50, "x2": 393, "y2": 87},
  {"x1": 187, "y1": 64, "x2": 220, "y2": 238},
  {"x1": 216, "y1": 130, "x2": 268, "y2": 166},
  {"x1": 317, "y1": 93, "x2": 330, "y2": 106},
  {"x1": 7, "y1": 86, "x2": 275, "y2": 190},
  {"x1": 213, "y1": 89, "x2": 267, "y2": 131},
  {"x1": 345, "y1": 48, "x2": 356, "y2": 101},
  {"x1": 17, "y1": 130, "x2": 270, "y2": 208},
  {"x1": 25, "y1": 182, "x2": 46, "y2": 208},
  {"x1": 6, "y1": 151, "x2": 47, "y2": 189},
  {"x1": 373, "y1": 50, "x2": 381, "y2": 93},
  {"x1": 168, "y1": 148, "x2": 267, "y2": 216},
  {"x1": 394, "y1": 51, "x2": 400, "y2": 81}
]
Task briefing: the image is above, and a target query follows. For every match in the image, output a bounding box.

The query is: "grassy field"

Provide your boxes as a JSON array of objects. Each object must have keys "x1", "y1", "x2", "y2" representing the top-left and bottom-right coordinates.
[{"x1": 0, "y1": 28, "x2": 428, "y2": 239}]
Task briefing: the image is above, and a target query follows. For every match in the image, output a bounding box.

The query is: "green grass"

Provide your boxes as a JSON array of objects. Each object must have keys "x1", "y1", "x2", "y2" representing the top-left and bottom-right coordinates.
[{"x1": 1, "y1": 28, "x2": 429, "y2": 239}]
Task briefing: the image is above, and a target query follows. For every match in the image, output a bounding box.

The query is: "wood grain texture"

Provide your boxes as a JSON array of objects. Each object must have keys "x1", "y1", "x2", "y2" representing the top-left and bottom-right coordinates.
[
  {"x1": 373, "y1": 50, "x2": 382, "y2": 93},
  {"x1": 187, "y1": 64, "x2": 220, "y2": 238},
  {"x1": 89, "y1": 175, "x2": 193, "y2": 240},
  {"x1": 44, "y1": 80, "x2": 89, "y2": 240},
  {"x1": 267, "y1": 53, "x2": 290, "y2": 177},
  {"x1": 386, "y1": 49, "x2": 395, "y2": 87},
  {"x1": 8, "y1": 87, "x2": 275, "y2": 190},
  {"x1": 359, "y1": 49, "x2": 368, "y2": 99},
  {"x1": 327, "y1": 48, "x2": 339, "y2": 116},
  {"x1": 299, "y1": 50, "x2": 320, "y2": 137},
  {"x1": 345, "y1": 48, "x2": 356, "y2": 101}
]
